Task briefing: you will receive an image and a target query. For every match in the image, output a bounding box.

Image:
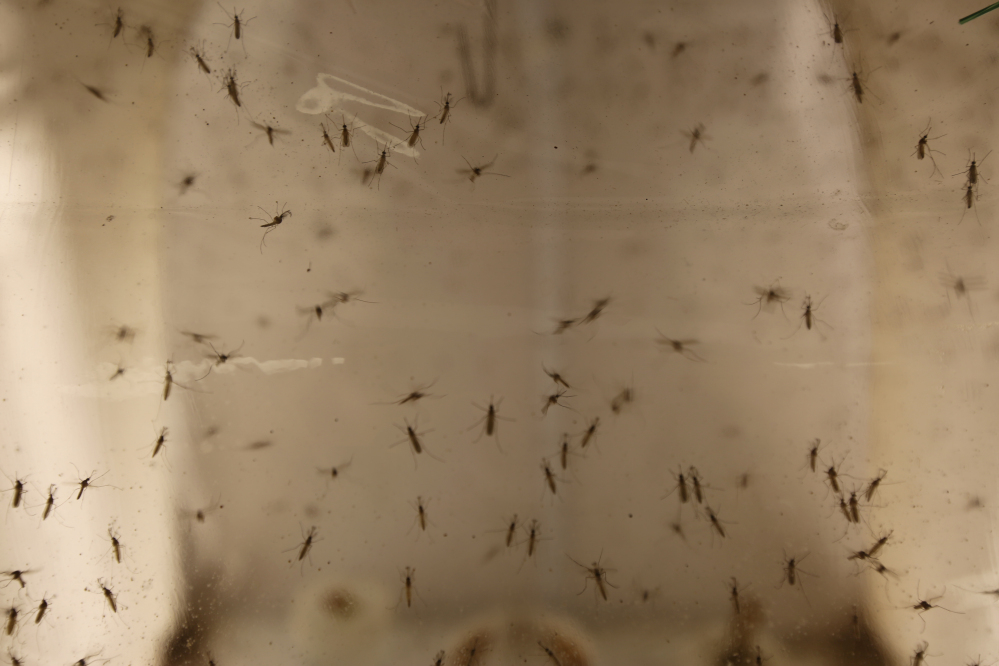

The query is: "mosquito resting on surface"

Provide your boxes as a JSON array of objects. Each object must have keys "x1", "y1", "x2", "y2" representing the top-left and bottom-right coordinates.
[
  {"x1": 543, "y1": 365, "x2": 571, "y2": 389},
  {"x1": 568, "y1": 553, "x2": 617, "y2": 601},
  {"x1": 190, "y1": 45, "x2": 211, "y2": 74},
  {"x1": 251, "y1": 202, "x2": 292, "y2": 252},
  {"x1": 579, "y1": 417, "x2": 600, "y2": 449},
  {"x1": 469, "y1": 397, "x2": 512, "y2": 446},
  {"x1": 683, "y1": 123, "x2": 709, "y2": 153},
  {"x1": 435, "y1": 90, "x2": 463, "y2": 142},
  {"x1": 216, "y1": 3, "x2": 255, "y2": 53},
  {"x1": 913, "y1": 120, "x2": 945, "y2": 178},
  {"x1": 663, "y1": 465, "x2": 689, "y2": 504},
  {"x1": 391, "y1": 115, "x2": 428, "y2": 150},
  {"x1": 541, "y1": 388, "x2": 574, "y2": 416},
  {"x1": 579, "y1": 297, "x2": 611, "y2": 325}
]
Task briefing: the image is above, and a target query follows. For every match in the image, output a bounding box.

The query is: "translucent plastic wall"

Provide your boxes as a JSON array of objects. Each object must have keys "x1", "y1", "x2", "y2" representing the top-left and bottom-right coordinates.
[{"x1": 0, "y1": 0, "x2": 997, "y2": 664}]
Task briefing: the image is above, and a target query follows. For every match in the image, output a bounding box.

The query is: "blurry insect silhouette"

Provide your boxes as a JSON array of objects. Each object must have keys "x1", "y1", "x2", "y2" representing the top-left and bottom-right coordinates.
[
  {"x1": 610, "y1": 386, "x2": 635, "y2": 414},
  {"x1": 216, "y1": 4, "x2": 255, "y2": 53},
  {"x1": 388, "y1": 380, "x2": 441, "y2": 406},
  {"x1": 137, "y1": 25, "x2": 156, "y2": 58},
  {"x1": 848, "y1": 490, "x2": 862, "y2": 523},
  {"x1": 550, "y1": 318, "x2": 579, "y2": 334},
  {"x1": 287, "y1": 526, "x2": 319, "y2": 566},
  {"x1": 868, "y1": 530, "x2": 892, "y2": 558},
  {"x1": 251, "y1": 202, "x2": 292, "y2": 252},
  {"x1": 108, "y1": 361, "x2": 126, "y2": 381},
  {"x1": 688, "y1": 466, "x2": 706, "y2": 503},
  {"x1": 41, "y1": 485, "x2": 57, "y2": 520},
  {"x1": 940, "y1": 268, "x2": 985, "y2": 316},
  {"x1": 2, "y1": 569, "x2": 34, "y2": 590},
  {"x1": 222, "y1": 68, "x2": 244, "y2": 108},
  {"x1": 663, "y1": 465, "x2": 689, "y2": 504},
  {"x1": 864, "y1": 469, "x2": 887, "y2": 502},
  {"x1": 748, "y1": 282, "x2": 791, "y2": 318},
  {"x1": 568, "y1": 553, "x2": 617, "y2": 601},
  {"x1": 399, "y1": 567, "x2": 417, "y2": 608},
  {"x1": 252, "y1": 120, "x2": 290, "y2": 147},
  {"x1": 823, "y1": 456, "x2": 847, "y2": 493},
  {"x1": 706, "y1": 506, "x2": 728, "y2": 538},
  {"x1": 539, "y1": 641, "x2": 561, "y2": 666},
  {"x1": 729, "y1": 577, "x2": 749, "y2": 614},
  {"x1": 181, "y1": 330, "x2": 216, "y2": 345},
  {"x1": 543, "y1": 365, "x2": 572, "y2": 389},
  {"x1": 655, "y1": 330, "x2": 705, "y2": 361},
  {"x1": 491, "y1": 514, "x2": 518, "y2": 550},
  {"x1": 779, "y1": 552, "x2": 814, "y2": 602},
  {"x1": 4, "y1": 605, "x2": 16, "y2": 636},
  {"x1": 906, "y1": 585, "x2": 963, "y2": 630},
  {"x1": 190, "y1": 496, "x2": 224, "y2": 524},
  {"x1": 431, "y1": 650, "x2": 445, "y2": 666},
  {"x1": 912, "y1": 121, "x2": 945, "y2": 178},
  {"x1": 541, "y1": 458, "x2": 559, "y2": 496},
  {"x1": 683, "y1": 123, "x2": 709, "y2": 153},
  {"x1": 459, "y1": 156, "x2": 509, "y2": 183},
  {"x1": 148, "y1": 427, "x2": 168, "y2": 459},
  {"x1": 72, "y1": 468, "x2": 111, "y2": 501},
  {"x1": 33, "y1": 596, "x2": 50, "y2": 624},
  {"x1": 541, "y1": 388, "x2": 574, "y2": 416},
  {"x1": 806, "y1": 438, "x2": 824, "y2": 472},
  {"x1": 3, "y1": 473, "x2": 26, "y2": 509},
  {"x1": 580, "y1": 417, "x2": 600, "y2": 449},
  {"x1": 110, "y1": 324, "x2": 137, "y2": 344},
  {"x1": 178, "y1": 173, "x2": 198, "y2": 194},
  {"x1": 911, "y1": 643, "x2": 930, "y2": 666},
  {"x1": 317, "y1": 456, "x2": 353, "y2": 484},
  {"x1": 579, "y1": 297, "x2": 611, "y2": 325},
  {"x1": 320, "y1": 121, "x2": 336, "y2": 154},
  {"x1": 81, "y1": 83, "x2": 110, "y2": 103},
  {"x1": 190, "y1": 45, "x2": 212, "y2": 74},
  {"x1": 391, "y1": 115, "x2": 428, "y2": 151}
]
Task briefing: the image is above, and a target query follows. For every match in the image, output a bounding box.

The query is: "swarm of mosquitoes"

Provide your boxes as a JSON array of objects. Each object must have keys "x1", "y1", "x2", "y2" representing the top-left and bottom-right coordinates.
[{"x1": 10, "y1": 2, "x2": 997, "y2": 665}]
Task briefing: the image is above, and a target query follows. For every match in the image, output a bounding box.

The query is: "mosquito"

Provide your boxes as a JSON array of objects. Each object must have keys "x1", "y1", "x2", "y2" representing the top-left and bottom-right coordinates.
[
  {"x1": 688, "y1": 466, "x2": 706, "y2": 503},
  {"x1": 867, "y1": 530, "x2": 892, "y2": 558},
  {"x1": 400, "y1": 567, "x2": 416, "y2": 608},
  {"x1": 190, "y1": 45, "x2": 212, "y2": 74},
  {"x1": 4, "y1": 473, "x2": 26, "y2": 509},
  {"x1": 410, "y1": 496, "x2": 431, "y2": 533},
  {"x1": 864, "y1": 469, "x2": 887, "y2": 502},
  {"x1": 940, "y1": 268, "x2": 985, "y2": 315},
  {"x1": 33, "y1": 597, "x2": 49, "y2": 624},
  {"x1": 144, "y1": 427, "x2": 167, "y2": 460},
  {"x1": 435, "y1": 90, "x2": 463, "y2": 141},
  {"x1": 41, "y1": 485, "x2": 57, "y2": 520},
  {"x1": 2, "y1": 570, "x2": 34, "y2": 590},
  {"x1": 501, "y1": 514, "x2": 519, "y2": 548},
  {"x1": 779, "y1": 552, "x2": 814, "y2": 594},
  {"x1": 748, "y1": 282, "x2": 791, "y2": 318},
  {"x1": 912, "y1": 643, "x2": 929, "y2": 666},
  {"x1": 108, "y1": 362, "x2": 126, "y2": 381},
  {"x1": 289, "y1": 525, "x2": 319, "y2": 564},
  {"x1": 252, "y1": 120, "x2": 290, "y2": 147},
  {"x1": 549, "y1": 318, "x2": 579, "y2": 335},
  {"x1": 663, "y1": 465, "x2": 689, "y2": 504},
  {"x1": 955, "y1": 151, "x2": 990, "y2": 187},
  {"x1": 216, "y1": 4, "x2": 255, "y2": 53},
  {"x1": 391, "y1": 115, "x2": 428, "y2": 150},
  {"x1": 728, "y1": 577, "x2": 749, "y2": 614},
  {"x1": 97, "y1": 578, "x2": 118, "y2": 613},
  {"x1": 138, "y1": 25, "x2": 155, "y2": 58},
  {"x1": 72, "y1": 468, "x2": 111, "y2": 501},
  {"x1": 81, "y1": 82, "x2": 109, "y2": 102},
  {"x1": 568, "y1": 553, "x2": 617, "y2": 601},
  {"x1": 107, "y1": 526, "x2": 123, "y2": 564},
  {"x1": 655, "y1": 330, "x2": 705, "y2": 361},
  {"x1": 364, "y1": 143, "x2": 394, "y2": 188},
  {"x1": 320, "y1": 121, "x2": 336, "y2": 153},
  {"x1": 579, "y1": 417, "x2": 600, "y2": 449},
  {"x1": 338, "y1": 114, "x2": 359, "y2": 149},
  {"x1": 538, "y1": 641, "x2": 561, "y2": 666},
  {"x1": 541, "y1": 458, "x2": 559, "y2": 496},
  {"x1": 824, "y1": 459, "x2": 844, "y2": 494},
  {"x1": 543, "y1": 365, "x2": 572, "y2": 389},
  {"x1": 706, "y1": 506, "x2": 728, "y2": 538},
  {"x1": 913, "y1": 121, "x2": 945, "y2": 178},
  {"x1": 784, "y1": 295, "x2": 830, "y2": 337},
  {"x1": 806, "y1": 438, "x2": 823, "y2": 472},
  {"x1": 388, "y1": 380, "x2": 441, "y2": 406},
  {"x1": 4, "y1": 606, "x2": 16, "y2": 636},
  {"x1": 459, "y1": 156, "x2": 510, "y2": 183},
  {"x1": 181, "y1": 331, "x2": 217, "y2": 345},
  {"x1": 251, "y1": 202, "x2": 292, "y2": 253},
  {"x1": 469, "y1": 397, "x2": 512, "y2": 446},
  {"x1": 222, "y1": 68, "x2": 244, "y2": 108},
  {"x1": 102, "y1": 7, "x2": 125, "y2": 40},
  {"x1": 541, "y1": 388, "x2": 573, "y2": 416},
  {"x1": 391, "y1": 417, "x2": 439, "y2": 466}
]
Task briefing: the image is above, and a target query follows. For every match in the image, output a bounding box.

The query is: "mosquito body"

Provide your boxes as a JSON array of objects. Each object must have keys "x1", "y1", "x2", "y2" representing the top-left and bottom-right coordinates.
[{"x1": 459, "y1": 156, "x2": 509, "y2": 183}]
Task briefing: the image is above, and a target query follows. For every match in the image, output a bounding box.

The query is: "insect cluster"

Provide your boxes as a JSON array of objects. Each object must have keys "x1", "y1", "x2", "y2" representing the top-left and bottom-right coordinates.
[{"x1": 8, "y1": 0, "x2": 999, "y2": 665}]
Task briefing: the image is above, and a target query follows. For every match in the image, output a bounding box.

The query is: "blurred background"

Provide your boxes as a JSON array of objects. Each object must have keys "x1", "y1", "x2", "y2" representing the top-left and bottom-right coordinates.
[{"x1": 0, "y1": 0, "x2": 997, "y2": 663}]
